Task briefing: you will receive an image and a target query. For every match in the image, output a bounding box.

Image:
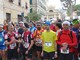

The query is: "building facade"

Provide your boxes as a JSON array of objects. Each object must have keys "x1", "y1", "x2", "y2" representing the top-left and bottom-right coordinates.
[
  {"x1": 30, "y1": 0, "x2": 47, "y2": 17},
  {"x1": 0, "y1": 0, "x2": 30, "y2": 24},
  {"x1": 46, "y1": 6, "x2": 61, "y2": 20}
]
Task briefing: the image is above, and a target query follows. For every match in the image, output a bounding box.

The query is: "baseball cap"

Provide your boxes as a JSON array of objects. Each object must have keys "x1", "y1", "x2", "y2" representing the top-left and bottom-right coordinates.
[
  {"x1": 19, "y1": 21, "x2": 24, "y2": 24},
  {"x1": 62, "y1": 21, "x2": 70, "y2": 26},
  {"x1": 72, "y1": 19, "x2": 80, "y2": 25},
  {"x1": 45, "y1": 21, "x2": 50, "y2": 26}
]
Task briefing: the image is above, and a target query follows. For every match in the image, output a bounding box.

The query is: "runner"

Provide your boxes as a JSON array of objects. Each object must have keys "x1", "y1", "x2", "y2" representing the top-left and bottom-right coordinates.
[
  {"x1": 0, "y1": 24, "x2": 7, "y2": 60},
  {"x1": 5, "y1": 24, "x2": 18, "y2": 60},
  {"x1": 41, "y1": 23, "x2": 57, "y2": 60},
  {"x1": 33, "y1": 24, "x2": 44, "y2": 60},
  {"x1": 72, "y1": 19, "x2": 80, "y2": 60},
  {"x1": 56, "y1": 21, "x2": 77, "y2": 60},
  {"x1": 22, "y1": 23, "x2": 34, "y2": 60}
]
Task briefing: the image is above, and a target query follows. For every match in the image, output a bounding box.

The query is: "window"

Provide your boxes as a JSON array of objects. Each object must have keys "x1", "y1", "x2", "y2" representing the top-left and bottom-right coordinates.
[
  {"x1": 18, "y1": 0, "x2": 21, "y2": 6},
  {"x1": 30, "y1": 0, "x2": 32, "y2": 4},
  {"x1": 9, "y1": 0, "x2": 13, "y2": 3},
  {"x1": 30, "y1": 8, "x2": 32, "y2": 13},
  {"x1": 49, "y1": 10, "x2": 53, "y2": 12},
  {"x1": 6, "y1": 13, "x2": 11, "y2": 22},
  {"x1": 25, "y1": 3, "x2": 28, "y2": 9},
  {"x1": 18, "y1": 15, "x2": 22, "y2": 22}
]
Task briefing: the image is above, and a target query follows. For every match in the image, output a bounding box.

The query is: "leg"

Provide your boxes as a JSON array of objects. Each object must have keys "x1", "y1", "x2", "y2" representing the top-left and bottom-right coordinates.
[
  {"x1": 59, "y1": 53, "x2": 65, "y2": 60},
  {"x1": 27, "y1": 49, "x2": 33, "y2": 60},
  {"x1": 36, "y1": 46, "x2": 42, "y2": 60},
  {"x1": 43, "y1": 51, "x2": 49, "y2": 60},
  {"x1": 49, "y1": 52, "x2": 55, "y2": 60},
  {"x1": 2, "y1": 50, "x2": 6, "y2": 60},
  {"x1": 37, "y1": 51, "x2": 41, "y2": 60},
  {"x1": 67, "y1": 53, "x2": 73, "y2": 60},
  {"x1": 7, "y1": 49, "x2": 12, "y2": 60}
]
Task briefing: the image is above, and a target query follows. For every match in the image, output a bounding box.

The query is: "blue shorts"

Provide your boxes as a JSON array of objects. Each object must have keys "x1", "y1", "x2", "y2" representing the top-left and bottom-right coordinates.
[{"x1": 0, "y1": 45, "x2": 6, "y2": 50}]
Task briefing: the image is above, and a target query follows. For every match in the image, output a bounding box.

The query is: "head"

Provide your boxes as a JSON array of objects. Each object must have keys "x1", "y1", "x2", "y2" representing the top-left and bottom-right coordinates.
[
  {"x1": 72, "y1": 19, "x2": 80, "y2": 28},
  {"x1": 45, "y1": 21, "x2": 50, "y2": 31},
  {"x1": 29, "y1": 22, "x2": 33, "y2": 27},
  {"x1": 36, "y1": 24, "x2": 41, "y2": 30},
  {"x1": 55, "y1": 22, "x2": 62, "y2": 30},
  {"x1": 0, "y1": 24, "x2": 3, "y2": 31},
  {"x1": 8, "y1": 24, "x2": 14, "y2": 32},
  {"x1": 14, "y1": 24, "x2": 19, "y2": 28},
  {"x1": 23, "y1": 23, "x2": 29, "y2": 31},
  {"x1": 45, "y1": 24, "x2": 50, "y2": 31},
  {"x1": 19, "y1": 21, "x2": 24, "y2": 27},
  {"x1": 62, "y1": 21, "x2": 70, "y2": 30}
]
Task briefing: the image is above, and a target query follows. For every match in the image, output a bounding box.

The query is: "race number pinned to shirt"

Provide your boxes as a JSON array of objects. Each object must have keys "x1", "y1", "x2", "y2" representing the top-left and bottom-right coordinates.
[
  {"x1": 45, "y1": 42, "x2": 52, "y2": 47},
  {"x1": 0, "y1": 38, "x2": 3, "y2": 42},
  {"x1": 10, "y1": 43, "x2": 16, "y2": 49},
  {"x1": 36, "y1": 39, "x2": 42, "y2": 43},
  {"x1": 23, "y1": 42, "x2": 29, "y2": 48},
  {"x1": 60, "y1": 48, "x2": 69, "y2": 54}
]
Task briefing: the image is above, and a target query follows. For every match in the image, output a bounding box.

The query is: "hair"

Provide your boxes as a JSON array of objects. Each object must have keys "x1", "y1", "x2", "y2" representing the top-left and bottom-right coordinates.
[
  {"x1": 8, "y1": 24, "x2": 14, "y2": 31},
  {"x1": 55, "y1": 22, "x2": 62, "y2": 29},
  {"x1": 24, "y1": 23, "x2": 29, "y2": 28}
]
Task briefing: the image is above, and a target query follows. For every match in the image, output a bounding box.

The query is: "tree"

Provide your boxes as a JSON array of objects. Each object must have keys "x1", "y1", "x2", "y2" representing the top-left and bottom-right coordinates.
[
  {"x1": 67, "y1": 4, "x2": 80, "y2": 16},
  {"x1": 60, "y1": 0, "x2": 76, "y2": 19},
  {"x1": 74, "y1": 4, "x2": 80, "y2": 11},
  {"x1": 26, "y1": 12, "x2": 41, "y2": 21}
]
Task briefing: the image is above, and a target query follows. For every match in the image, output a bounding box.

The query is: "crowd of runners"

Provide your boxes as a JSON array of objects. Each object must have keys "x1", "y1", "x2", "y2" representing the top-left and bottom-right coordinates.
[{"x1": 0, "y1": 19, "x2": 80, "y2": 60}]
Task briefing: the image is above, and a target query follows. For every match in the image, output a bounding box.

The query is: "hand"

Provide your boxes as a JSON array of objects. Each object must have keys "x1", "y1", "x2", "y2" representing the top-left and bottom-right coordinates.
[
  {"x1": 25, "y1": 50, "x2": 28, "y2": 54},
  {"x1": 62, "y1": 46, "x2": 68, "y2": 51},
  {"x1": 17, "y1": 48, "x2": 20, "y2": 53},
  {"x1": 41, "y1": 51, "x2": 43, "y2": 57},
  {"x1": 18, "y1": 34, "x2": 22, "y2": 38},
  {"x1": 62, "y1": 43, "x2": 68, "y2": 47},
  {"x1": 54, "y1": 53, "x2": 58, "y2": 58},
  {"x1": 5, "y1": 41, "x2": 10, "y2": 45}
]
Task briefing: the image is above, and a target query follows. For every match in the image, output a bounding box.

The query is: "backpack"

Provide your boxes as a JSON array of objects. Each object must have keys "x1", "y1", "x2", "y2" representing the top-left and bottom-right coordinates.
[{"x1": 0, "y1": 31, "x2": 5, "y2": 46}]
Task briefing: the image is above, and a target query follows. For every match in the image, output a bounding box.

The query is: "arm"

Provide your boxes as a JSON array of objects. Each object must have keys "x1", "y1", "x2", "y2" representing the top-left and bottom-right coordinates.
[
  {"x1": 54, "y1": 33, "x2": 58, "y2": 52},
  {"x1": 56, "y1": 32, "x2": 62, "y2": 46},
  {"x1": 28, "y1": 40, "x2": 34, "y2": 51},
  {"x1": 69, "y1": 32, "x2": 77, "y2": 47}
]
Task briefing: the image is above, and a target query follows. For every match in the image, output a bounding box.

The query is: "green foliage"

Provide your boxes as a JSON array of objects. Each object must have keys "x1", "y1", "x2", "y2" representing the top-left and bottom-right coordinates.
[
  {"x1": 67, "y1": 4, "x2": 80, "y2": 16},
  {"x1": 74, "y1": 4, "x2": 80, "y2": 11},
  {"x1": 26, "y1": 12, "x2": 41, "y2": 21}
]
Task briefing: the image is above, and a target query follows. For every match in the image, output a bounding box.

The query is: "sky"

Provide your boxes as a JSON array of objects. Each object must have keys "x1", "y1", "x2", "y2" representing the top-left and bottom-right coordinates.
[{"x1": 48, "y1": 0, "x2": 80, "y2": 9}]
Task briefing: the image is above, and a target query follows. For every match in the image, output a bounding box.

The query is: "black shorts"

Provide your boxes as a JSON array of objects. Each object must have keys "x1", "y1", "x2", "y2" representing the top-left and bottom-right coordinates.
[
  {"x1": 7, "y1": 49, "x2": 18, "y2": 59},
  {"x1": 78, "y1": 43, "x2": 80, "y2": 53},
  {"x1": 35, "y1": 46, "x2": 42, "y2": 52},
  {"x1": 22, "y1": 48, "x2": 33, "y2": 58},
  {"x1": 59, "y1": 53, "x2": 73, "y2": 60},
  {"x1": 43, "y1": 51, "x2": 55, "y2": 60}
]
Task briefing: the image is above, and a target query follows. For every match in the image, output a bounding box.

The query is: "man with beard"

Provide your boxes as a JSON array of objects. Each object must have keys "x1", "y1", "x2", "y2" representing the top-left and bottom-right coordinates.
[{"x1": 33, "y1": 24, "x2": 44, "y2": 60}]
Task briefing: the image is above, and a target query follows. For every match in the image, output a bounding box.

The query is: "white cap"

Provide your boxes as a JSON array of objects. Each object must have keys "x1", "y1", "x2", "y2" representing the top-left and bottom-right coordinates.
[
  {"x1": 0, "y1": 24, "x2": 3, "y2": 27},
  {"x1": 62, "y1": 21, "x2": 70, "y2": 26},
  {"x1": 19, "y1": 21, "x2": 24, "y2": 24}
]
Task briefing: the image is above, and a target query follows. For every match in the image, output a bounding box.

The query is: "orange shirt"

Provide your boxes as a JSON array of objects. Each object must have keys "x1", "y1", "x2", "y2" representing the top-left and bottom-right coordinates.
[{"x1": 33, "y1": 29, "x2": 44, "y2": 40}]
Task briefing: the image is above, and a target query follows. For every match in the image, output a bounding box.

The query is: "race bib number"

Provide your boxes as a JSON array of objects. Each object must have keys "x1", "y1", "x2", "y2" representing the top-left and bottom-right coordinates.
[
  {"x1": 36, "y1": 39, "x2": 42, "y2": 43},
  {"x1": 10, "y1": 43, "x2": 16, "y2": 49},
  {"x1": 45, "y1": 42, "x2": 52, "y2": 47},
  {"x1": 60, "y1": 48, "x2": 69, "y2": 54},
  {"x1": 23, "y1": 42, "x2": 29, "y2": 48},
  {"x1": 0, "y1": 38, "x2": 3, "y2": 42}
]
